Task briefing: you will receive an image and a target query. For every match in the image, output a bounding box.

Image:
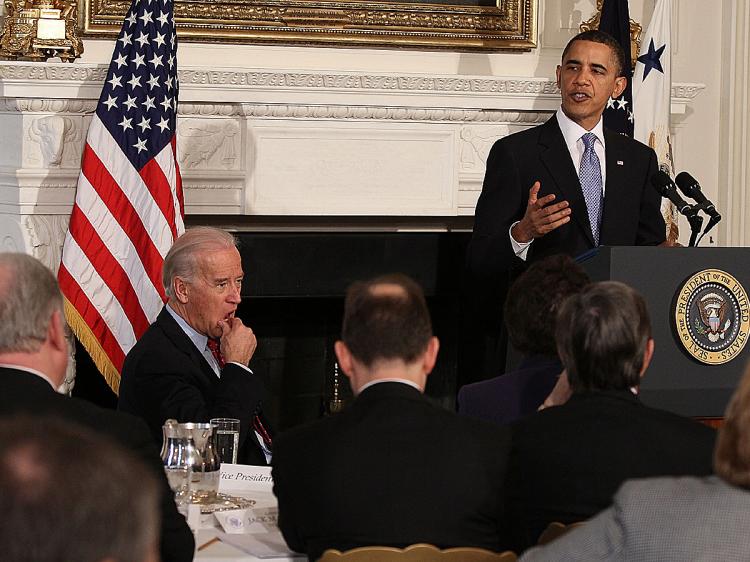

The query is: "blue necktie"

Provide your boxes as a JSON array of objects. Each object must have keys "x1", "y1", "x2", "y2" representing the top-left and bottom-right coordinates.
[{"x1": 579, "y1": 132, "x2": 603, "y2": 245}]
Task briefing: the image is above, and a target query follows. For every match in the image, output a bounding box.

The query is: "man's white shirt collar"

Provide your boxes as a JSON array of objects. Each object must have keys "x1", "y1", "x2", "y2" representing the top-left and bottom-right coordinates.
[
  {"x1": 357, "y1": 378, "x2": 422, "y2": 394},
  {"x1": 166, "y1": 304, "x2": 222, "y2": 375},
  {"x1": 165, "y1": 304, "x2": 254, "y2": 379},
  {"x1": 166, "y1": 304, "x2": 208, "y2": 355},
  {"x1": 556, "y1": 106, "x2": 606, "y2": 153}
]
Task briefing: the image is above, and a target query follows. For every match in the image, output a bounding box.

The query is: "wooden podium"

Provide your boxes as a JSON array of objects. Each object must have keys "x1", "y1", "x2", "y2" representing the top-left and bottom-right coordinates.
[{"x1": 580, "y1": 247, "x2": 750, "y2": 418}]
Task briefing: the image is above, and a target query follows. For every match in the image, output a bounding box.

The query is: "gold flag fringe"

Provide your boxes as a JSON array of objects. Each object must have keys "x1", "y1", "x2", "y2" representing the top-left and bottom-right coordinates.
[{"x1": 63, "y1": 297, "x2": 121, "y2": 395}]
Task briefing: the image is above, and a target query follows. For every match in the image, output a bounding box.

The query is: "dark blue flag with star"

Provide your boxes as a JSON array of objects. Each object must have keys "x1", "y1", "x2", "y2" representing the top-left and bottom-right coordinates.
[{"x1": 599, "y1": 0, "x2": 634, "y2": 136}]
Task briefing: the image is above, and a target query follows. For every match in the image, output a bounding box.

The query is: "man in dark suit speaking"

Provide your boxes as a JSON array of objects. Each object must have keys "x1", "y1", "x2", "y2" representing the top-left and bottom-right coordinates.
[
  {"x1": 272, "y1": 274, "x2": 511, "y2": 561},
  {"x1": 119, "y1": 226, "x2": 272, "y2": 466},
  {"x1": 0, "y1": 252, "x2": 194, "y2": 562},
  {"x1": 469, "y1": 30, "x2": 665, "y2": 282}
]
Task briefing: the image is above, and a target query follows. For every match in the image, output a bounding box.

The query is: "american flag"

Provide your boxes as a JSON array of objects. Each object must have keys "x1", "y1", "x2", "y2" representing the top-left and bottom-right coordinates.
[{"x1": 58, "y1": 0, "x2": 184, "y2": 392}]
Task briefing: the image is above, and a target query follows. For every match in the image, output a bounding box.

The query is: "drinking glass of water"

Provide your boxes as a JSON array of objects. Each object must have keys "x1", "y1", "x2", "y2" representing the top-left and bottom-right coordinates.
[{"x1": 210, "y1": 418, "x2": 240, "y2": 465}]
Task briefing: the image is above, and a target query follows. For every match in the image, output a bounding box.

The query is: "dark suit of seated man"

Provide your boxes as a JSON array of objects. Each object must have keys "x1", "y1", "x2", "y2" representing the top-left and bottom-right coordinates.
[
  {"x1": 272, "y1": 274, "x2": 512, "y2": 562},
  {"x1": 520, "y1": 363, "x2": 750, "y2": 561},
  {"x1": 458, "y1": 255, "x2": 590, "y2": 425},
  {"x1": 0, "y1": 252, "x2": 194, "y2": 562},
  {"x1": 506, "y1": 281, "x2": 716, "y2": 552},
  {"x1": 118, "y1": 226, "x2": 272, "y2": 466}
]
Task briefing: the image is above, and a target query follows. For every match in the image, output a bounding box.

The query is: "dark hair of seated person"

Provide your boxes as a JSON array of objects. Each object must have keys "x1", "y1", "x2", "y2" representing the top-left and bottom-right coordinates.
[
  {"x1": 556, "y1": 281, "x2": 652, "y2": 392},
  {"x1": 341, "y1": 273, "x2": 432, "y2": 367},
  {"x1": 503, "y1": 254, "x2": 591, "y2": 358}
]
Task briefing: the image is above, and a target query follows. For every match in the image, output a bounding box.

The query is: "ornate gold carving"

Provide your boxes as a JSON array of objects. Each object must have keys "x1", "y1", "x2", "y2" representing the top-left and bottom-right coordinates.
[
  {"x1": 0, "y1": 0, "x2": 84, "y2": 61},
  {"x1": 82, "y1": 0, "x2": 537, "y2": 51}
]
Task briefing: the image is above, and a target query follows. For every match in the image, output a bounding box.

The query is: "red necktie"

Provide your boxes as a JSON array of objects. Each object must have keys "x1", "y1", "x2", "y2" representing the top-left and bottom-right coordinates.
[
  {"x1": 207, "y1": 339, "x2": 272, "y2": 450},
  {"x1": 206, "y1": 338, "x2": 225, "y2": 369}
]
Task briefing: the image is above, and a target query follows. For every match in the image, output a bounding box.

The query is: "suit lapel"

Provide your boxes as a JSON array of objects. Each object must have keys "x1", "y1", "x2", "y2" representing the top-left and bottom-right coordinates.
[
  {"x1": 601, "y1": 128, "x2": 629, "y2": 244},
  {"x1": 538, "y1": 116, "x2": 596, "y2": 246},
  {"x1": 155, "y1": 308, "x2": 218, "y2": 386}
]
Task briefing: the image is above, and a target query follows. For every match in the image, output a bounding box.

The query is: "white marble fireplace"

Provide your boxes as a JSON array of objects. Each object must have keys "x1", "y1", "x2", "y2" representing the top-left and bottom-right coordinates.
[{"x1": 0, "y1": 59, "x2": 703, "y2": 275}]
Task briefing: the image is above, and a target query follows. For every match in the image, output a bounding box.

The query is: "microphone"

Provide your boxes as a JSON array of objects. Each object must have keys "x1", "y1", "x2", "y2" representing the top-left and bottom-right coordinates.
[
  {"x1": 650, "y1": 171, "x2": 697, "y2": 217},
  {"x1": 675, "y1": 172, "x2": 722, "y2": 220}
]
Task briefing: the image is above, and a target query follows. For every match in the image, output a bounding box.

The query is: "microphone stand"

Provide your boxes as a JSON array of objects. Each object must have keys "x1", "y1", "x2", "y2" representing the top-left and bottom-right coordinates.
[
  {"x1": 685, "y1": 209, "x2": 704, "y2": 248},
  {"x1": 696, "y1": 213, "x2": 722, "y2": 246}
]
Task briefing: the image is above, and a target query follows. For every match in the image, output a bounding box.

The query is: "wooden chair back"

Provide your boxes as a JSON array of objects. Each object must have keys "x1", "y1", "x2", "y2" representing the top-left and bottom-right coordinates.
[
  {"x1": 536, "y1": 521, "x2": 586, "y2": 545},
  {"x1": 318, "y1": 543, "x2": 517, "y2": 562}
]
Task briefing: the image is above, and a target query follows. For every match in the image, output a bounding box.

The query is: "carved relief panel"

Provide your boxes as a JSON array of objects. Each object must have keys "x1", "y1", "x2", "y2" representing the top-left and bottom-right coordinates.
[
  {"x1": 177, "y1": 119, "x2": 242, "y2": 171},
  {"x1": 24, "y1": 114, "x2": 85, "y2": 169}
]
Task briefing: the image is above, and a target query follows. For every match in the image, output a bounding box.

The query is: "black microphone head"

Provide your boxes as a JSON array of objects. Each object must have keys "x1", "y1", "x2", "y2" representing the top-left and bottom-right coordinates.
[
  {"x1": 651, "y1": 170, "x2": 694, "y2": 215},
  {"x1": 650, "y1": 170, "x2": 675, "y2": 196},
  {"x1": 675, "y1": 171, "x2": 701, "y2": 197}
]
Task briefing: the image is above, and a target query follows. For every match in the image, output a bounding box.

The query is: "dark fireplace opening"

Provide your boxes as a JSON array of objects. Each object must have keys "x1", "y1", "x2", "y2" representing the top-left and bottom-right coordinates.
[
  {"x1": 246, "y1": 293, "x2": 466, "y2": 431},
  {"x1": 73, "y1": 230, "x2": 502, "y2": 431},
  {"x1": 238, "y1": 231, "x2": 485, "y2": 431}
]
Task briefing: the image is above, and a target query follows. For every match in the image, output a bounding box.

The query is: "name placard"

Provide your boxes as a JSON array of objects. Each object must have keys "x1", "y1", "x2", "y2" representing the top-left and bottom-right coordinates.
[
  {"x1": 214, "y1": 506, "x2": 279, "y2": 534},
  {"x1": 219, "y1": 464, "x2": 273, "y2": 493}
]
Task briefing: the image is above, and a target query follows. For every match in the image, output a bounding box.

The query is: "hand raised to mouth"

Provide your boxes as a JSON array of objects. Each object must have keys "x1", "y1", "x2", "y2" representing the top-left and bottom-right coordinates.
[{"x1": 218, "y1": 316, "x2": 257, "y2": 366}]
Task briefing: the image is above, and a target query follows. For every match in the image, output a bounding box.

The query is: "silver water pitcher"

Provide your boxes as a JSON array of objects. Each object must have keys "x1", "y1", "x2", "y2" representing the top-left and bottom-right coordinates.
[{"x1": 161, "y1": 420, "x2": 220, "y2": 503}]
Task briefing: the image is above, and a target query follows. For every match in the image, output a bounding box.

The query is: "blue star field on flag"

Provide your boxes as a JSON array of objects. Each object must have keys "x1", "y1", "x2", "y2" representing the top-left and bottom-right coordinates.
[
  {"x1": 637, "y1": 38, "x2": 666, "y2": 81},
  {"x1": 96, "y1": 0, "x2": 179, "y2": 170},
  {"x1": 598, "y1": 0, "x2": 634, "y2": 136}
]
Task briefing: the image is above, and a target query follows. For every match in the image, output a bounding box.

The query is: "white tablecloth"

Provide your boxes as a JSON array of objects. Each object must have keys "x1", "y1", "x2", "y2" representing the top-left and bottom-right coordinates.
[
  {"x1": 194, "y1": 528, "x2": 304, "y2": 562},
  {"x1": 192, "y1": 465, "x2": 305, "y2": 562}
]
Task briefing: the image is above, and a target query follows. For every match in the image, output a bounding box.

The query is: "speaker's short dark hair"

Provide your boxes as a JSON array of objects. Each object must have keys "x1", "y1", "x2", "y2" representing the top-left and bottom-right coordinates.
[
  {"x1": 562, "y1": 29, "x2": 628, "y2": 77},
  {"x1": 504, "y1": 254, "x2": 590, "y2": 357},
  {"x1": 556, "y1": 281, "x2": 652, "y2": 392},
  {"x1": 342, "y1": 274, "x2": 432, "y2": 367}
]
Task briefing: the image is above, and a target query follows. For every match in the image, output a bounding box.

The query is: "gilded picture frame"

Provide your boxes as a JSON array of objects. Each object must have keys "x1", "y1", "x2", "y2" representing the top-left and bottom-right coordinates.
[{"x1": 81, "y1": 0, "x2": 537, "y2": 51}]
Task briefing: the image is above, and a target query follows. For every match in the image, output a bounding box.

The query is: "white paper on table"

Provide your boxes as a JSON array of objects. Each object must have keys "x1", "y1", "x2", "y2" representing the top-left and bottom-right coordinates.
[
  {"x1": 217, "y1": 531, "x2": 298, "y2": 559},
  {"x1": 219, "y1": 464, "x2": 274, "y2": 494},
  {"x1": 214, "y1": 506, "x2": 279, "y2": 534}
]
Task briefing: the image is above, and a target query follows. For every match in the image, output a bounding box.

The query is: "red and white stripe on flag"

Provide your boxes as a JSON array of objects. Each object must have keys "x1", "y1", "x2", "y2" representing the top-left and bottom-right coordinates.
[{"x1": 59, "y1": 0, "x2": 184, "y2": 392}]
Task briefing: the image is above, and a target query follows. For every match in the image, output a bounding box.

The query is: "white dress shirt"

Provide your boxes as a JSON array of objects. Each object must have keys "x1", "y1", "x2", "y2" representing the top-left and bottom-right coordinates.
[
  {"x1": 165, "y1": 304, "x2": 253, "y2": 377},
  {"x1": 510, "y1": 107, "x2": 607, "y2": 260}
]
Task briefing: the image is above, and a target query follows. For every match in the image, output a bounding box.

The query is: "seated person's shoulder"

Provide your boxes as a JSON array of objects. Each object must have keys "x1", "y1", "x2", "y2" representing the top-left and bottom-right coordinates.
[
  {"x1": 453, "y1": 409, "x2": 512, "y2": 443},
  {"x1": 51, "y1": 393, "x2": 154, "y2": 445},
  {"x1": 642, "y1": 403, "x2": 717, "y2": 435}
]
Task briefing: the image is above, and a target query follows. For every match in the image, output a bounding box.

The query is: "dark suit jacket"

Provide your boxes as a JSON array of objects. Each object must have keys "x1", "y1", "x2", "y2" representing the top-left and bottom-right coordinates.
[
  {"x1": 458, "y1": 356, "x2": 562, "y2": 426},
  {"x1": 468, "y1": 115, "x2": 665, "y2": 282},
  {"x1": 118, "y1": 307, "x2": 269, "y2": 466},
  {"x1": 272, "y1": 382, "x2": 512, "y2": 562},
  {"x1": 507, "y1": 389, "x2": 716, "y2": 551},
  {"x1": 0, "y1": 367, "x2": 194, "y2": 562}
]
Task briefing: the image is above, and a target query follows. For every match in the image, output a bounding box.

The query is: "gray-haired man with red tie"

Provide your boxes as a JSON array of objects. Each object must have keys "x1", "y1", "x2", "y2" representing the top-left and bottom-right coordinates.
[{"x1": 119, "y1": 226, "x2": 273, "y2": 465}]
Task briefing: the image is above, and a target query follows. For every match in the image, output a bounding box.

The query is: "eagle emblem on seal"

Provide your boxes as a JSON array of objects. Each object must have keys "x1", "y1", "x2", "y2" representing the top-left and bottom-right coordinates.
[{"x1": 697, "y1": 292, "x2": 731, "y2": 342}]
